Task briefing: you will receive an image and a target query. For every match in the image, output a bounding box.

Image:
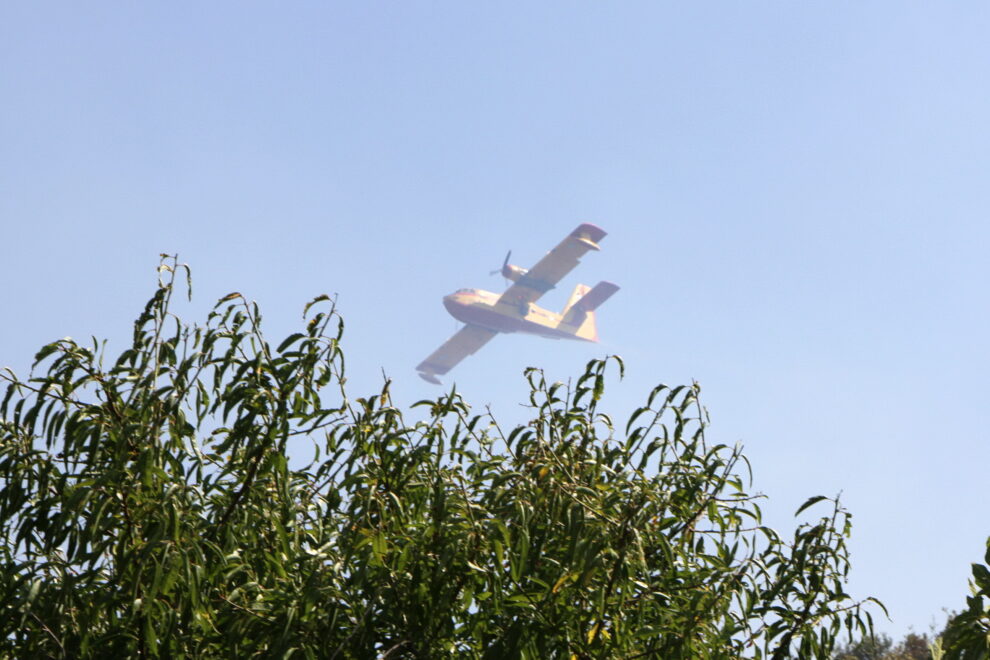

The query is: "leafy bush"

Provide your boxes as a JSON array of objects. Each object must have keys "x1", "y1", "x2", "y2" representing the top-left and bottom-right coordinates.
[
  {"x1": 832, "y1": 631, "x2": 933, "y2": 660},
  {"x1": 940, "y1": 539, "x2": 990, "y2": 659},
  {"x1": 1, "y1": 257, "x2": 881, "y2": 658}
]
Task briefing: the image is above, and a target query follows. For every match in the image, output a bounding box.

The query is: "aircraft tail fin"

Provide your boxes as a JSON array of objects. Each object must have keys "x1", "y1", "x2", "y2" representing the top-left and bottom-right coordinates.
[
  {"x1": 562, "y1": 283, "x2": 591, "y2": 318},
  {"x1": 560, "y1": 281, "x2": 619, "y2": 342}
]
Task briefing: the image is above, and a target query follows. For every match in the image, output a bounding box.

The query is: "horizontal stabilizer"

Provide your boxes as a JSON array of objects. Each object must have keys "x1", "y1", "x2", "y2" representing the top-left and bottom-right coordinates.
[{"x1": 574, "y1": 281, "x2": 620, "y2": 312}]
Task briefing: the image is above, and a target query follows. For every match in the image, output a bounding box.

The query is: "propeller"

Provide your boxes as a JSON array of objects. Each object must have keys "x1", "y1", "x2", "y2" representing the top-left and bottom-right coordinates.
[{"x1": 489, "y1": 250, "x2": 511, "y2": 276}]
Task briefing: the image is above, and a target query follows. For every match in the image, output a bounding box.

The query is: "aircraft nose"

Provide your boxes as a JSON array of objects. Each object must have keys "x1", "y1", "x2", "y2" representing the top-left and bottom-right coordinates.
[{"x1": 443, "y1": 291, "x2": 473, "y2": 314}]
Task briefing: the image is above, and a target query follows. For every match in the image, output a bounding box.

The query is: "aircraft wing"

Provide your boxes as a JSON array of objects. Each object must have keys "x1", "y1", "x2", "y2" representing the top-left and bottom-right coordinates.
[
  {"x1": 416, "y1": 324, "x2": 499, "y2": 384},
  {"x1": 497, "y1": 223, "x2": 608, "y2": 307}
]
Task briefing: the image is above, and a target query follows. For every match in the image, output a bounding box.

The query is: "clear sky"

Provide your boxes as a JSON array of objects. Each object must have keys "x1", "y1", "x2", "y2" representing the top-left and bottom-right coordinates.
[{"x1": 3, "y1": 2, "x2": 988, "y2": 641}]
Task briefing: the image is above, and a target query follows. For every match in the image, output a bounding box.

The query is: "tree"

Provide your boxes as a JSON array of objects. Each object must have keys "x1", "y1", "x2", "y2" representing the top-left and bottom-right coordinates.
[
  {"x1": 940, "y1": 539, "x2": 990, "y2": 659},
  {"x1": 833, "y1": 632, "x2": 933, "y2": 660},
  {"x1": 833, "y1": 538, "x2": 990, "y2": 660},
  {"x1": 1, "y1": 256, "x2": 881, "y2": 658}
]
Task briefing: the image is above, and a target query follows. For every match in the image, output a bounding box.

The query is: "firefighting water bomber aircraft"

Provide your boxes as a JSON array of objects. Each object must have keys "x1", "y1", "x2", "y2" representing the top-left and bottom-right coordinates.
[{"x1": 417, "y1": 223, "x2": 619, "y2": 384}]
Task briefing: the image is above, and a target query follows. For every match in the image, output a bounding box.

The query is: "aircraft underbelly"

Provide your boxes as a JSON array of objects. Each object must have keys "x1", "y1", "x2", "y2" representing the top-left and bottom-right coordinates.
[
  {"x1": 445, "y1": 300, "x2": 584, "y2": 340},
  {"x1": 445, "y1": 299, "x2": 523, "y2": 332}
]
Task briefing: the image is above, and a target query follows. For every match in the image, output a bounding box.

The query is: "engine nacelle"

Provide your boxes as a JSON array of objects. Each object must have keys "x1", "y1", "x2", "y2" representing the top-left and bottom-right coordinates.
[{"x1": 501, "y1": 263, "x2": 529, "y2": 282}]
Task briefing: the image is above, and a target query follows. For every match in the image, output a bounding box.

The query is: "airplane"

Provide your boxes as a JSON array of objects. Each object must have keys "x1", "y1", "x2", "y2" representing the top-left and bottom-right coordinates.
[{"x1": 417, "y1": 223, "x2": 619, "y2": 384}]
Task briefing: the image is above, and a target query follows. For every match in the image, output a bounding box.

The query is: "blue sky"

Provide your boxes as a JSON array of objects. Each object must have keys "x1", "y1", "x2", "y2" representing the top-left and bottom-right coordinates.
[{"x1": 3, "y1": 2, "x2": 989, "y2": 640}]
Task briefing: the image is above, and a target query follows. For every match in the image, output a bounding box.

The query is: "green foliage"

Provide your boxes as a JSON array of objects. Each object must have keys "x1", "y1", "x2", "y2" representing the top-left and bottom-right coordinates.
[
  {"x1": 833, "y1": 631, "x2": 933, "y2": 660},
  {"x1": 1, "y1": 256, "x2": 882, "y2": 658},
  {"x1": 940, "y1": 538, "x2": 990, "y2": 658}
]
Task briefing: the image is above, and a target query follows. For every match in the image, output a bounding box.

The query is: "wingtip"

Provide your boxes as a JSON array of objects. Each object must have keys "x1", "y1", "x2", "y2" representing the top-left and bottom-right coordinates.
[
  {"x1": 418, "y1": 371, "x2": 443, "y2": 385},
  {"x1": 573, "y1": 223, "x2": 607, "y2": 243}
]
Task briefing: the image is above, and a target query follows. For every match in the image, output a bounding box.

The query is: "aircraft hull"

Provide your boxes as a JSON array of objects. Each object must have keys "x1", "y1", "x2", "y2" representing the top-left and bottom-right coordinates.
[{"x1": 443, "y1": 294, "x2": 591, "y2": 342}]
